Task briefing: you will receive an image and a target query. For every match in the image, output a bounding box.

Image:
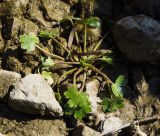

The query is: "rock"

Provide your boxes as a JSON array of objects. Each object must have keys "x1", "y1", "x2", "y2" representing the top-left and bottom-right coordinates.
[
  {"x1": 26, "y1": 0, "x2": 52, "y2": 28},
  {"x1": 113, "y1": 14, "x2": 160, "y2": 62},
  {"x1": 3, "y1": 17, "x2": 38, "y2": 39},
  {"x1": 101, "y1": 116, "x2": 123, "y2": 135},
  {"x1": 41, "y1": 0, "x2": 70, "y2": 22},
  {"x1": 0, "y1": 0, "x2": 29, "y2": 17},
  {"x1": 0, "y1": 133, "x2": 7, "y2": 136},
  {"x1": 22, "y1": 19, "x2": 39, "y2": 34},
  {"x1": 9, "y1": 74, "x2": 63, "y2": 117},
  {"x1": 85, "y1": 79, "x2": 106, "y2": 128},
  {"x1": 4, "y1": 17, "x2": 22, "y2": 39},
  {"x1": 86, "y1": 79, "x2": 101, "y2": 113},
  {"x1": 72, "y1": 125, "x2": 101, "y2": 136},
  {"x1": 0, "y1": 70, "x2": 21, "y2": 100}
]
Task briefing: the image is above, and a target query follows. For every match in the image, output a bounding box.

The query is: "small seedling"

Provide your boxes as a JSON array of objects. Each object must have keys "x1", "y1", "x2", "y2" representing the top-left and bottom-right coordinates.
[{"x1": 19, "y1": 16, "x2": 127, "y2": 120}]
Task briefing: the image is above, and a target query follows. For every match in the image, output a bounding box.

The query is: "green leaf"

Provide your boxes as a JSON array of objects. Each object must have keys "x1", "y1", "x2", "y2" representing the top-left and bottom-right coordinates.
[
  {"x1": 19, "y1": 32, "x2": 39, "y2": 52},
  {"x1": 64, "y1": 86, "x2": 91, "y2": 120},
  {"x1": 115, "y1": 75, "x2": 127, "y2": 87},
  {"x1": 39, "y1": 30, "x2": 59, "y2": 38},
  {"x1": 74, "y1": 109, "x2": 85, "y2": 120},
  {"x1": 41, "y1": 71, "x2": 52, "y2": 80},
  {"x1": 102, "y1": 97, "x2": 124, "y2": 112},
  {"x1": 42, "y1": 57, "x2": 55, "y2": 67},
  {"x1": 83, "y1": 17, "x2": 101, "y2": 28},
  {"x1": 111, "y1": 75, "x2": 127, "y2": 97},
  {"x1": 100, "y1": 56, "x2": 113, "y2": 65},
  {"x1": 99, "y1": 53, "x2": 115, "y2": 65}
]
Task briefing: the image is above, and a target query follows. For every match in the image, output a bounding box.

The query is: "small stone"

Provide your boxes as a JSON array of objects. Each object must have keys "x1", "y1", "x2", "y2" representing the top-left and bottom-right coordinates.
[
  {"x1": 101, "y1": 116, "x2": 123, "y2": 135},
  {"x1": 86, "y1": 79, "x2": 106, "y2": 128},
  {"x1": 0, "y1": 70, "x2": 21, "y2": 100},
  {"x1": 9, "y1": 74, "x2": 63, "y2": 117},
  {"x1": 72, "y1": 125, "x2": 101, "y2": 136},
  {"x1": 0, "y1": 133, "x2": 7, "y2": 136},
  {"x1": 86, "y1": 79, "x2": 101, "y2": 113}
]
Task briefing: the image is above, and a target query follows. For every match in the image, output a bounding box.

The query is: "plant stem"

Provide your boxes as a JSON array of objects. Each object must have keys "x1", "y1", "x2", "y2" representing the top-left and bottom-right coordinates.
[
  {"x1": 75, "y1": 30, "x2": 82, "y2": 53},
  {"x1": 84, "y1": 25, "x2": 87, "y2": 52},
  {"x1": 89, "y1": 65, "x2": 114, "y2": 84},
  {"x1": 35, "y1": 44, "x2": 64, "y2": 60},
  {"x1": 58, "y1": 68, "x2": 78, "y2": 85},
  {"x1": 51, "y1": 37, "x2": 71, "y2": 54},
  {"x1": 73, "y1": 68, "x2": 83, "y2": 87},
  {"x1": 80, "y1": 71, "x2": 87, "y2": 92},
  {"x1": 53, "y1": 61, "x2": 80, "y2": 65},
  {"x1": 69, "y1": 18, "x2": 82, "y2": 53}
]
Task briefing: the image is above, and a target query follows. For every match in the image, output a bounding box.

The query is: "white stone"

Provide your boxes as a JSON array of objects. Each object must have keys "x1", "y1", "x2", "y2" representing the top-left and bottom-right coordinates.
[
  {"x1": 0, "y1": 69, "x2": 21, "y2": 99},
  {"x1": 9, "y1": 74, "x2": 63, "y2": 117},
  {"x1": 101, "y1": 116, "x2": 123, "y2": 135},
  {"x1": 86, "y1": 79, "x2": 101, "y2": 113}
]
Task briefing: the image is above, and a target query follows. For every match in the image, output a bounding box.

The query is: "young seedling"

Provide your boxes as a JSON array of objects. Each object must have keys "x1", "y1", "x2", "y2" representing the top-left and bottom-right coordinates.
[{"x1": 19, "y1": 16, "x2": 127, "y2": 119}]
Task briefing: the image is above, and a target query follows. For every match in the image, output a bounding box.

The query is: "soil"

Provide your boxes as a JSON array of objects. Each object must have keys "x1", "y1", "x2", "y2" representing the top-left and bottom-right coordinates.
[{"x1": 0, "y1": 0, "x2": 160, "y2": 136}]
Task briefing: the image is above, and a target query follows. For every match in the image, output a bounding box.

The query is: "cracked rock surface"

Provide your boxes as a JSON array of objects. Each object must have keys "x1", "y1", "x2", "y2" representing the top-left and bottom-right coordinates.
[{"x1": 9, "y1": 74, "x2": 63, "y2": 117}]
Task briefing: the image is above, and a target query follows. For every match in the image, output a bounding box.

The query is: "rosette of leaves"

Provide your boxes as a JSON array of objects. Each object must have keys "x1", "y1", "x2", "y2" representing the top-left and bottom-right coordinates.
[{"x1": 19, "y1": 16, "x2": 127, "y2": 120}]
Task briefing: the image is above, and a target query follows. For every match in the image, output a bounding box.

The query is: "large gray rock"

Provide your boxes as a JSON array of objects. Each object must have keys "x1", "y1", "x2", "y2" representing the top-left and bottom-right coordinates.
[
  {"x1": 9, "y1": 74, "x2": 63, "y2": 117},
  {"x1": 0, "y1": 70, "x2": 21, "y2": 100},
  {"x1": 113, "y1": 15, "x2": 160, "y2": 62}
]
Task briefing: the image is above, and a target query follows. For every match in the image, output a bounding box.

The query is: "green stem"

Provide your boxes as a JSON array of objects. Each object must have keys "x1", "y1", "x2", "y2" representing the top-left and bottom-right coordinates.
[
  {"x1": 57, "y1": 68, "x2": 78, "y2": 85},
  {"x1": 51, "y1": 37, "x2": 71, "y2": 54},
  {"x1": 73, "y1": 68, "x2": 83, "y2": 87},
  {"x1": 35, "y1": 44, "x2": 64, "y2": 60},
  {"x1": 89, "y1": 65, "x2": 114, "y2": 84},
  {"x1": 53, "y1": 61, "x2": 79, "y2": 65},
  {"x1": 84, "y1": 25, "x2": 87, "y2": 52}
]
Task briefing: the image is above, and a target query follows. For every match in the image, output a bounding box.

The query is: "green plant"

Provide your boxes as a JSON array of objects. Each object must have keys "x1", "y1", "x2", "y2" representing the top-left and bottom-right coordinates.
[
  {"x1": 19, "y1": 16, "x2": 126, "y2": 119},
  {"x1": 64, "y1": 86, "x2": 91, "y2": 120},
  {"x1": 102, "y1": 97, "x2": 124, "y2": 112}
]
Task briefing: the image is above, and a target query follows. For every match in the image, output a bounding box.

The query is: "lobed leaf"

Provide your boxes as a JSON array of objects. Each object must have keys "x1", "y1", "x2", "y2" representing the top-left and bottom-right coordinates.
[
  {"x1": 111, "y1": 75, "x2": 127, "y2": 97},
  {"x1": 83, "y1": 17, "x2": 101, "y2": 28},
  {"x1": 19, "y1": 32, "x2": 39, "y2": 52},
  {"x1": 42, "y1": 57, "x2": 55, "y2": 67},
  {"x1": 64, "y1": 86, "x2": 91, "y2": 120}
]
